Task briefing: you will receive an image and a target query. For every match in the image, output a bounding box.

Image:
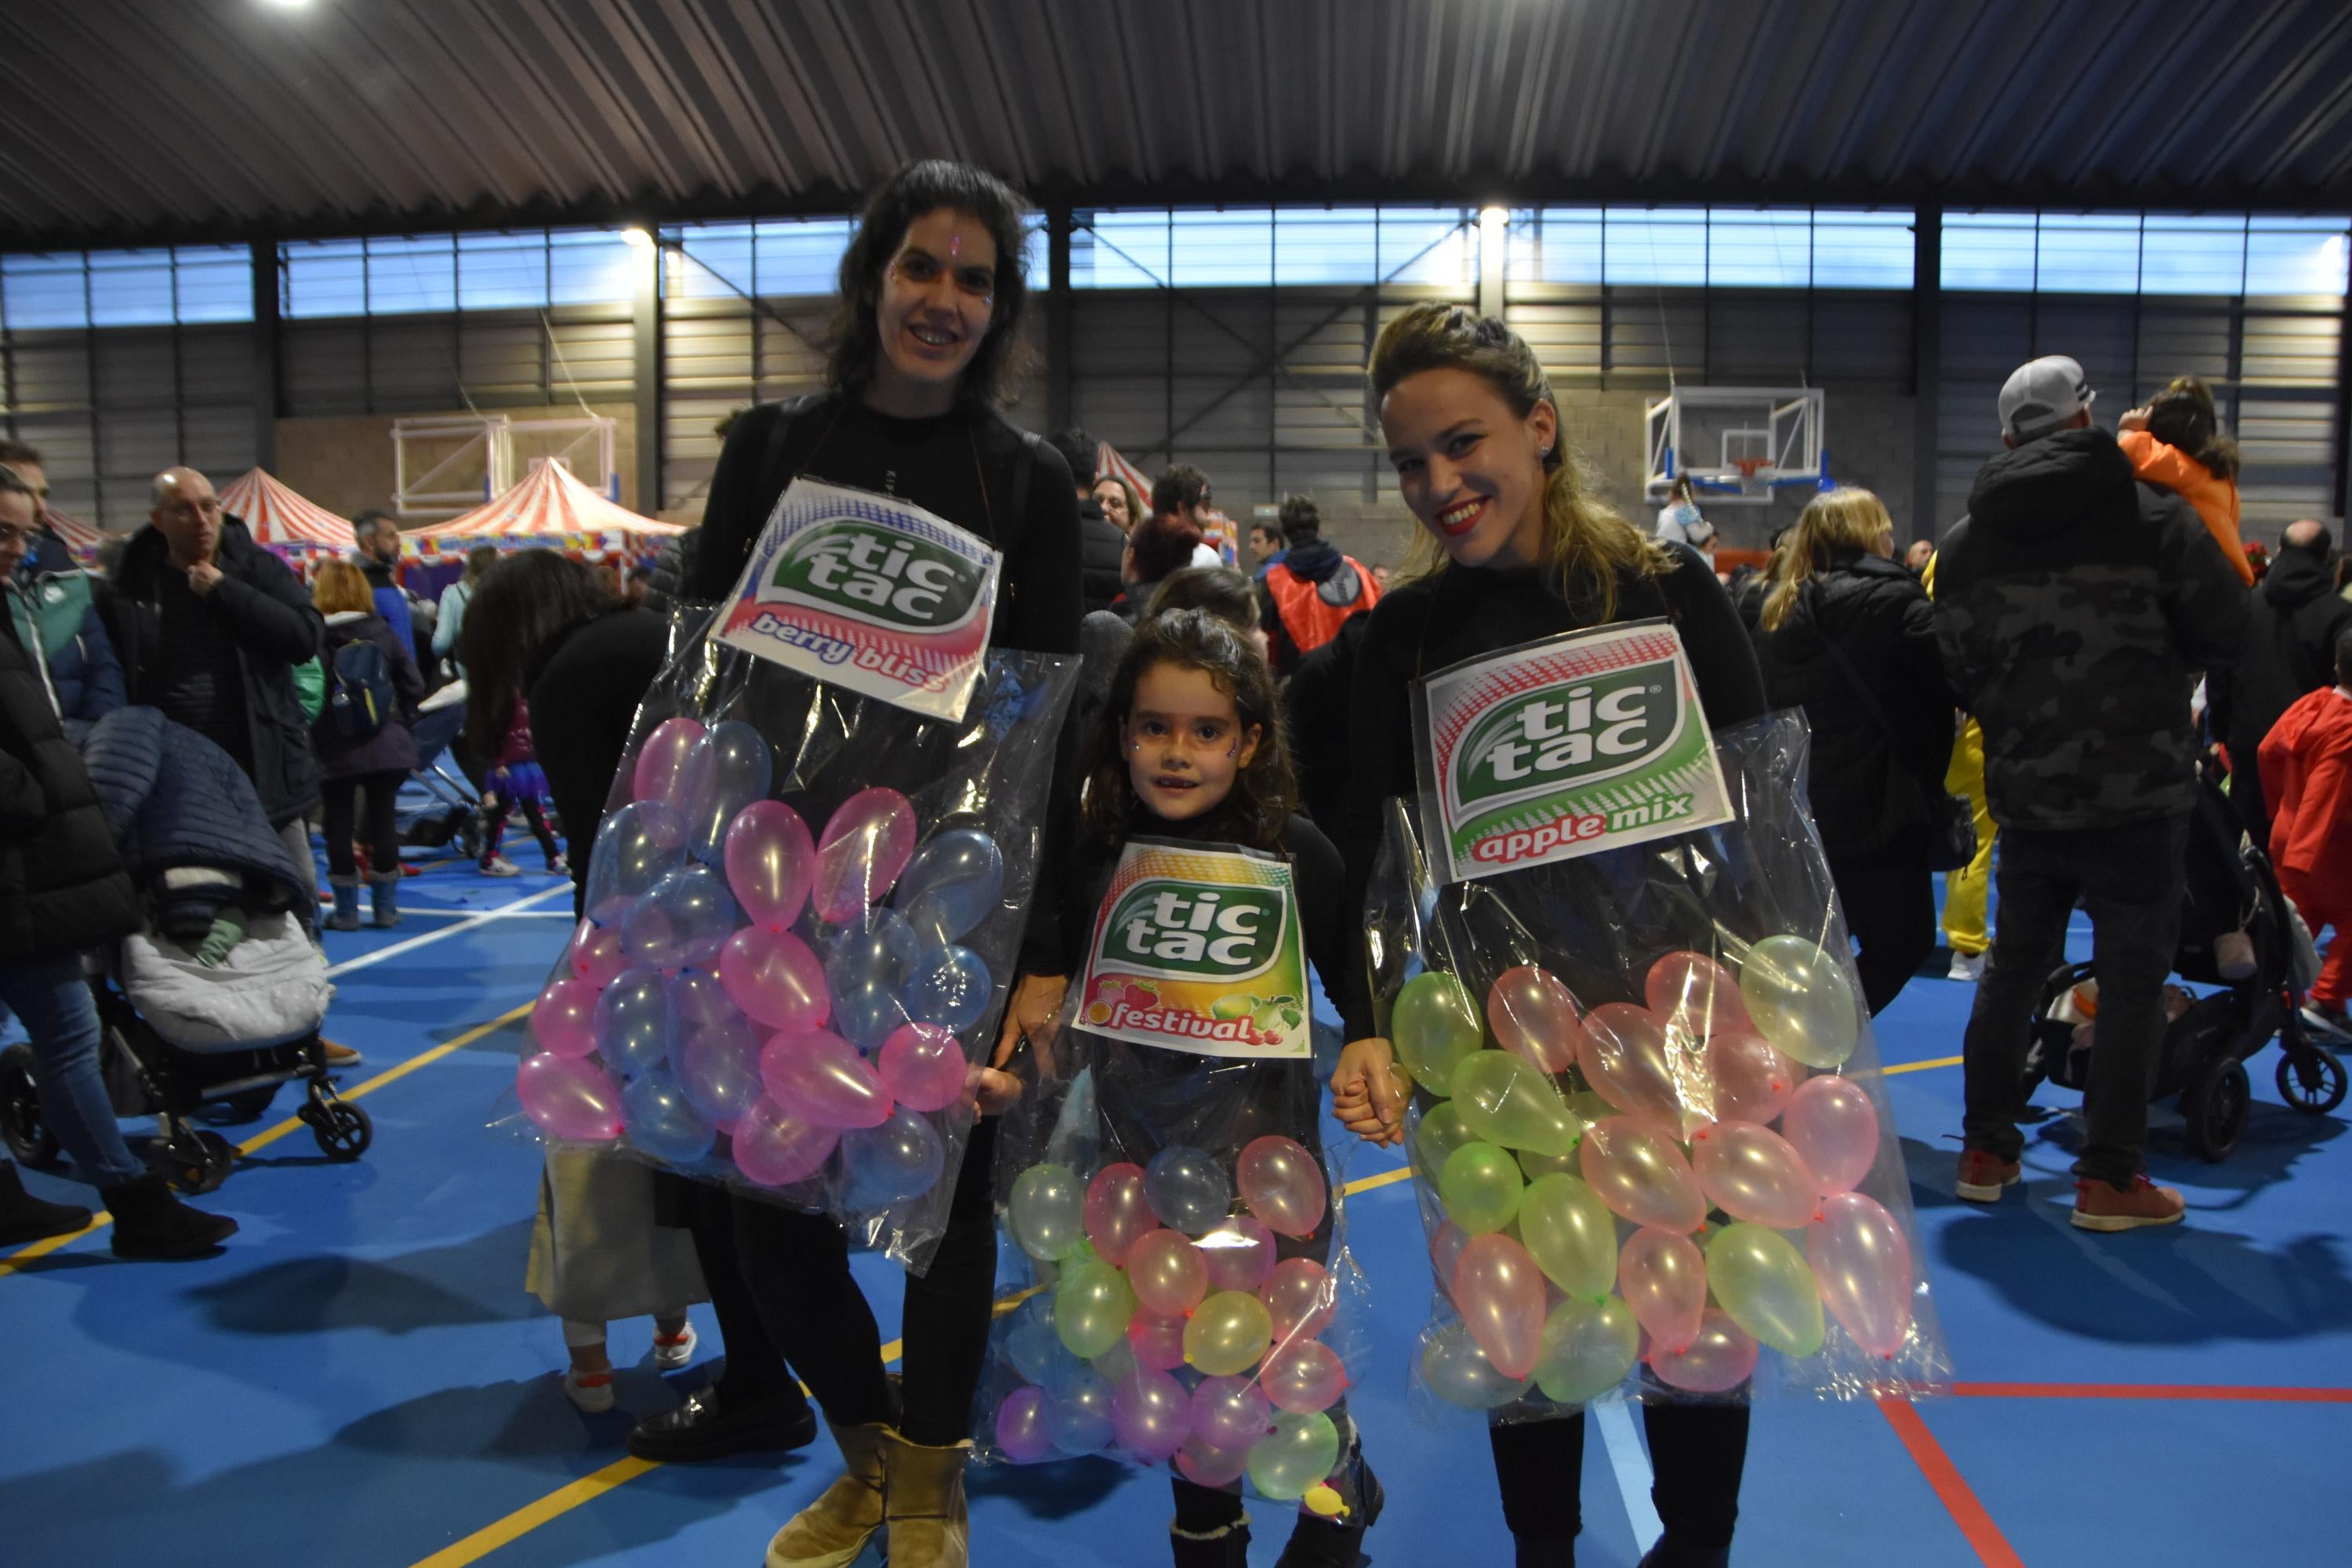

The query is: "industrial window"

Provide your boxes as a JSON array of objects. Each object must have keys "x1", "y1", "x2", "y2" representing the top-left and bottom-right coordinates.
[
  {"x1": 279, "y1": 228, "x2": 643, "y2": 319},
  {"x1": 667, "y1": 215, "x2": 1043, "y2": 301},
  {"x1": 1070, "y1": 207, "x2": 1479, "y2": 290},
  {"x1": 1942, "y1": 212, "x2": 2350, "y2": 296},
  {"x1": 1505, "y1": 208, "x2": 1915, "y2": 289},
  {"x1": 1, "y1": 246, "x2": 255, "y2": 329}
]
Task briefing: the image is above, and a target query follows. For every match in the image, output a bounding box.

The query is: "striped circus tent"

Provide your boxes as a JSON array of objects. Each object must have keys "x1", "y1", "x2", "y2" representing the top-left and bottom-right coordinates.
[
  {"x1": 434, "y1": 457, "x2": 683, "y2": 541},
  {"x1": 40, "y1": 504, "x2": 102, "y2": 563},
  {"x1": 216, "y1": 468, "x2": 356, "y2": 551}
]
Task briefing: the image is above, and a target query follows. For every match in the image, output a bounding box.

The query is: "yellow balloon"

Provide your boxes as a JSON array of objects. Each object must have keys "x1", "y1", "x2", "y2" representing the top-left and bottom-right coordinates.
[
  {"x1": 1183, "y1": 1289, "x2": 1275, "y2": 1377},
  {"x1": 1452, "y1": 1050, "x2": 1585, "y2": 1156},
  {"x1": 1705, "y1": 1222, "x2": 1824, "y2": 1358},
  {"x1": 1517, "y1": 1173, "x2": 1617, "y2": 1299},
  {"x1": 1392, "y1": 971, "x2": 1483, "y2": 1087},
  {"x1": 1736, "y1": 935, "x2": 1859, "y2": 1071},
  {"x1": 1533, "y1": 1295, "x2": 1639, "y2": 1404},
  {"x1": 1053, "y1": 1258, "x2": 1135, "y2": 1359}
]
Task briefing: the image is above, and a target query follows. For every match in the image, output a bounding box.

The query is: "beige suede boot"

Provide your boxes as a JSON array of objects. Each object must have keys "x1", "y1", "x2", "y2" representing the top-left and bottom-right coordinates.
[
  {"x1": 878, "y1": 1432, "x2": 971, "y2": 1568},
  {"x1": 763, "y1": 1420, "x2": 890, "y2": 1568}
]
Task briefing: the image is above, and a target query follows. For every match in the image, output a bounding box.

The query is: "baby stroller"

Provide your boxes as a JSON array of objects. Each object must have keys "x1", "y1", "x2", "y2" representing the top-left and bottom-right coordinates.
[
  {"x1": 2018, "y1": 758, "x2": 2344, "y2": 1161},
  {"x1": 395, "y1": 678, "x2": 484, "y2": 861}
]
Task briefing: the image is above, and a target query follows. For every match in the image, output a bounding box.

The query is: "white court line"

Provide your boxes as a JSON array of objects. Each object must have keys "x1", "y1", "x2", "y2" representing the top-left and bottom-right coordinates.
[
  {"x1": 375, "y1": 906, "x2": 575, "y2": 921},
  {"x1": 326, "y1": 883, "x2": 575, "y2": 978},
  {"x1": 1592, "y1": 1397, "x2": 1664, "y2": 1554}
]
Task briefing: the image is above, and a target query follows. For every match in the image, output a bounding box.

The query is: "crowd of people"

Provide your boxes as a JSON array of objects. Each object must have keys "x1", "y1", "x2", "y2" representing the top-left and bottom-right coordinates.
[{"x1": 2, "y1": 152, "x2": 2347, "y2": 1568}]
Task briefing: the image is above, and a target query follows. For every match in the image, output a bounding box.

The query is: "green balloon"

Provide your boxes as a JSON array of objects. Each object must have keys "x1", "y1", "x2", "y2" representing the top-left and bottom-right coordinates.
[
  {"x1": 1009, "y1": 1162, "x2": 1086, "y2": 1262},
  {"x1": 1452, "y1": 1050, "x2": 1584, "y2": 1156},
  {"x1": 1518, "y1": 1173, "x2": 1618, "y2": 1300},
  {"x1": 1737, "y1": 935, "x2": 1860, "y2": 1071},
  {"x1": 1419, "y1": 1320, "x2": 1530, "y2": 1409},
  {"x1": 1414, "y1": 1099, "x2": 1475, "y2": 1182},
  {"x1": 1054, "y1": 1258, "x2": 1135, "y2": 1359},
  {"x1": 1392, "y1": 971, "x2": 1483, "y2": 1088},
  {"x1": 1533, "y1": 1295, "x2": 1640, "y2": 1404},
  {"x1": 1439, "y1": 1140, "x2": 1525, "y2": 1236},
  {"x1": 1706, "y1": 1222, "x2": 1825, "y2": 1358},
  {"x1": 1184, "y1": 1288, "x2": 1275, "y2": 1377},
  {"x1": 1518, "y1": 1147, "x2": 1579, "y2": 1178},
  {"x1": 1247, "y1": 1410, "x2": 1341, "y2": 1501}
]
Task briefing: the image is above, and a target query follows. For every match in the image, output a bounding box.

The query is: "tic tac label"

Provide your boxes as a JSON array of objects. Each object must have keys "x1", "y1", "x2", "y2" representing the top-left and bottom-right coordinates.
[
  {"x1": 716, "y1": 477, "x2": 1000, "y2": 721},
  {"x1": 1411, "y1": 620, "x2": 1733, "y2": 883},
  {"x1": 1076, "y1": 839, "x2": 1312, "y2": 1061}
]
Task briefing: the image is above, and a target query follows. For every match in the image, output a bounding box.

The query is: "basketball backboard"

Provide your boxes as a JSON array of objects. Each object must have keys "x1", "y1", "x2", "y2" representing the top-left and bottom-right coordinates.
[{"x1": 1644, "y1": 387, "x2": 1826, "y2": 506}]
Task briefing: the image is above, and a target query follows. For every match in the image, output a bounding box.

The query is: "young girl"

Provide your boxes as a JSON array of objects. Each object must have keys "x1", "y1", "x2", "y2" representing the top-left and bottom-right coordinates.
[
  {"x1": 477, "y1": 692, "x2": 566, "y2": 879},
  {"x1": 1329, "y1": 303, "x2": 1766, "y2": 1568},
  {"x1": 2118, "y1": 374, "x2": 2252, "y2": 586},
  {"x1": 1021, "y1": 608, "x2": 1379, "y2": 1568}
]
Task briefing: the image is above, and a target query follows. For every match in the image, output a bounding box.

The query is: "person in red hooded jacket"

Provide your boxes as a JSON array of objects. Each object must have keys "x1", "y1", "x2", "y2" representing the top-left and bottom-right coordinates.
[{"x1": 2259, "y1": 626, "x2": 2352, "y2": 1036}]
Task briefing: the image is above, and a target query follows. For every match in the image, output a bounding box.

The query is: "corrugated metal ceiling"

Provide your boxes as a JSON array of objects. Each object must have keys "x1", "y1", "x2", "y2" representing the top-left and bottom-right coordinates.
[{"x1": 5, "y1": 0, "x2": 2350, "y2": 250}]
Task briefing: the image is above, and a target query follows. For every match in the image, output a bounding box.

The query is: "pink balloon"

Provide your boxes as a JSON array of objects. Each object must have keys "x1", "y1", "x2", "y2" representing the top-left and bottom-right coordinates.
[
  {"x1": 1127, "y1": 1311, "x2": 1189, "y2": 1372},
  {"x1": 1451, "y1": 1232, "x2": 1547, "y2": 1381},
  {"x1": 1261, "y1": 1339, "x2": 1348, "y2": 1414},
  {"x1": 1198, "y1": 1214, "x2": 1276, "y2": 1293},
  {"x1": 731, "y1": 1095, "x2": 838, "y2": 1186},
  {"x1": 996, "y1": 1385, "x2": 1053, "y2": 1463},
  {"x1": 1112, "y1": 1367, "x2": 1191, "y2": 1461},
  {"x1": 1086, "y1": 1163, "x2": 1163, "y2": 1269},
  {"x1": 1644, "y1": 950, "x2": 1753, "y2": 1040},
  {"x1": 1619, "y1": 1225, "x2": 1708, "y2": 1354},
  {"x1": 1189, "y1": 1374, "x2": 1273, "y2": 1450},
  {"x1": 718, "y1": 925, "x2": 829, "y2": 1031},
  {"x1": 670, "y1": 968, "x2": 741, "y2": 1031},
  {"x1": 1578, "y1": 1003, "x2": 1697, "y2": 1137},
  {"x1": 517, "y1": 1051, "x2": 622, "y2": 1142},
  {"x1": 1127, "y1": 1229, "x2": 1211, "y2": 1318},
  {"x1": 1578, "y1": 1116, "x2": 1707, "y2": 1232},
  {"x1": 1690, "y1": 1120, "x2": 1822, "y2": 1229},
  {"x1": 632, "y1": 717, "x2": 707, "y2": 807},
  {"x1": 531, "y1": 976, "x2": 601, "y2": 1059},
  {"x1": 1648, "y1": 1308, "x2": 1760, "y2": 1394},
  {"x1": 1701, "y1": 1030, "x2": 1800, "y2": 1126},
  {"x1": 1236, "y1": 1134, "x2": 1327, "y2": 1239},
  {"x1": 1176, "y1": 1436, "x2": 1252, "y2": 1489},
  {"x1": 1487, "y1": 965, "x2": 1586, "y2": 1073},
  {"x1": 1808, "y1": 1192, "x2": 1915, "y2": 1359},
  {"x1": 811, "y1": 787, "x2": 919, "y2": 924},
  {"x1": 724, "y1": 800, "x2": 815, "y2": 929},
  {"x1": 759, "y1": 1028, "x2": 892, "y2": 1129},
  {"x1": 1781, "y1": 1075, "x2": 1881, "y2": 1194},
  {"x1": 1260, "y1": 1257, "x2": 1337, "y2": 1342},
  {"x1": 565, "y1": 920, "x2": 627, "y2": 990},
  {"x1": 877, "y1": 1022, "x2": 967, "y2": 1113}
]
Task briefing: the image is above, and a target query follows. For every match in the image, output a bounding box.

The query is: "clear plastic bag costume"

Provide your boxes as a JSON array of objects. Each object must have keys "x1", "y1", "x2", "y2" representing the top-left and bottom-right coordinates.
[
  {"x1": 975, "y1": 839, "x2": 1374, "y2": 1513},
  {"x1": 1370, "y1": 704, "x2": 1954, "y2": 1419},
  {"x1": 504, "y1": 601, "x2": 1077, "y2": 1272}
]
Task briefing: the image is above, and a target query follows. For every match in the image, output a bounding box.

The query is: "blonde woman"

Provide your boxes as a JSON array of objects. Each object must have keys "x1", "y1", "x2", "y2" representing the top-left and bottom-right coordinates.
[{"x1": 1752, "y1": 489, "x2": 1955, "y2": 1014}]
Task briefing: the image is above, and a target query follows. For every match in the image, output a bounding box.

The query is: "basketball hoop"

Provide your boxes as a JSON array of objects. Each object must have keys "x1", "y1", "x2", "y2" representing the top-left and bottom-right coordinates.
[{"x1": 1731, "y1": 457, "x2": 1771, "y2": 480}]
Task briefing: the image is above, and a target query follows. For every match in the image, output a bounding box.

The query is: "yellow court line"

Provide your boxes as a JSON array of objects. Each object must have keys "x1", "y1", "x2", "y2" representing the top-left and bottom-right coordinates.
[
  {"x1": 1886, "y1": 1055, "x2": 1965, "y2": 1076},
  {"x1": 0, "y1": 1003, "x2": 533, "y2": 1279}
]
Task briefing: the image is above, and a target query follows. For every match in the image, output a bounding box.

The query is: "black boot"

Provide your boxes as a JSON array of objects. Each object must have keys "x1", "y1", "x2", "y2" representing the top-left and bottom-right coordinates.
[
  {"x1": 1171, "y1": 1515, "x2": 1252, "y2": 1568},
  {"x1": 1515, "y1": 1538, "x2": 1577, "y2": 1568},
  {"x1": 1275, "y1": 1448, "x2": 1384, "y2": 1567},
  {"x1": 1639, "y1": 1542, "x2": 1729, "y2": 1568},
  {"x1": 0, "y1": 1160, "x2": 93, "y2": 1245},
  {"x1": 626, "y1": 1377, "x2": 819, "y2": 1462},
  {"x1": 102, "y1": 1174, "x2": 238, "y2": 1259}
]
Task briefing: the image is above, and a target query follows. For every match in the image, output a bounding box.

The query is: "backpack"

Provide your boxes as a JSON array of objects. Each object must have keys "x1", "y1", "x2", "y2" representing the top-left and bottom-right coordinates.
[{"x1": 327, "y1": 633, "x2": 395, "y2": 740}]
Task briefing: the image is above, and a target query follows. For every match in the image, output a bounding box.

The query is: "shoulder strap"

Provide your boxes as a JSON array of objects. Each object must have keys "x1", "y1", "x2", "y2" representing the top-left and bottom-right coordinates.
[
  {"x1": 1008, "y1": 427, "x2": 1038, "y2": 545},
  {"x1": 753, "y1": 394, "x2": 824, "y2": 511}
]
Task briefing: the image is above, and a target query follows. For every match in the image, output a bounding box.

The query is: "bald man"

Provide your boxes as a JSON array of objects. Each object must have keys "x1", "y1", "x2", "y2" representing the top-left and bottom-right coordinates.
[
  {"x1": 107, "y1": 467, "x2": 326, "y2": 906},
  {"x1": 2209, "y1": 519, "x2": 2352, "y2": 846}
]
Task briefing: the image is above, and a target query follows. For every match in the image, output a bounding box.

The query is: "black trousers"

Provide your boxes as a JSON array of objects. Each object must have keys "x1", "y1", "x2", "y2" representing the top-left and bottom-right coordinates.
[
  {"x1": 1825, "y1": 832, "x2": 1936, "y2": 1017},
  {"x1": 322, "y1": 769, "x2": 404, "y2": 880},
  {"x1": 1489, "y1": 1401, "x2": 1751, "y2": 1548},
  {"x1": 1961, "y1": 815, "x2": 2190, "y2": 1187}
]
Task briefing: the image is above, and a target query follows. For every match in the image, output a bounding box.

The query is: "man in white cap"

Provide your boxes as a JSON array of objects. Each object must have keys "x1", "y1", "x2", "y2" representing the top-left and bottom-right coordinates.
[{"x1": 1933, "y1": 354, "x2": 2247, "y2": 1232}]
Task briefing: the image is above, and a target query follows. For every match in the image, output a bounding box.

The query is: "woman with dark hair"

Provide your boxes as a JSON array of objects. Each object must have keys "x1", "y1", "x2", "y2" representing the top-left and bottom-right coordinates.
[
  {"x1": 2120, "y1": 374, "x2": 2252, "y2": 585},
  {"x1": 1091, "y1": 473, "x2": 1145, "y2": 534},
  {"x1": 1145, "y1": 564, "x2": 1270, "y2": 663},
  {"x1": 1116, "y1": 511, "x2": 1209, "y2": 624},
  {"x1": 679, "y1": 158, "x2": 1080, "y2": 1568}
]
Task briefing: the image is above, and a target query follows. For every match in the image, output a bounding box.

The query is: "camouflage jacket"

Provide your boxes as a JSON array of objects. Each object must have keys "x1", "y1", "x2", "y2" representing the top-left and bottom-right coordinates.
[{"x1": 1933, "y1": 427, "x2": 2248, "y2": 832}]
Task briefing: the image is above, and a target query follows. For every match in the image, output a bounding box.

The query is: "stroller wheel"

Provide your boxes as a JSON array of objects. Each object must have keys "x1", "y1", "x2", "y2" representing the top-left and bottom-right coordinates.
[
  {"x1": 303, "y1": 1096, "x2": 372, "y2": 1161},
  {"x1": 165, "y1": 1128, "x2": 238, "y2": 1195},
  {"x1": 2180, "y1": 1056, "x2": 2250, "y2": 1163},
  {"x1": 0, "y1": 1043, "x2": 60, "y2": 1167},
  {"x1": 2275, "y1": 1044, "x2": 2348, "y2": 1116}
]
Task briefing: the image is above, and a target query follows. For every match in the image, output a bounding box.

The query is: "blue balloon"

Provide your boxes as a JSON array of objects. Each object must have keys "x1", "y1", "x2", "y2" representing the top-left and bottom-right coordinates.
[
  {"x1": 1044, "y1": 1366, "x2": 1114, "y2": 1454},
  {"x1": 1144, "y1": 1144, "x2": 1232, "y2": 1235},
  {"x1": 825, "y1": 911, "x2": 920, "y2": 1051},
  {"x1": 900, "y1": 945, "x2": 993, "y2": 1033},
  {"x1": 895, "y1": 828, "x2": 1005, "y2": 946},
  {"x1": 584, "y1": 800, "x2": 688, "y2": 924},
  {"x1": 620, "y1": 865, "x2": 741, "y2": 970},
  {"x1": 1004, "y1": 1297, "x2": 1068, "y2": 1385},
  {"x1": 674, "y1": 1010, "x2": 763, "y2": 1126},
  {"x1": 622, "y1": 1068, "x2": 716, "y2": 1163},
  {"x1": 841, "y1": 1107, "x2": 946, "y2": 1213},
  {"x1": 682, "y1": 720, "x2": 774, "y2": 865},
  {"x1": 595, "y1": 967, "x2": 673, "y2": 1080}
]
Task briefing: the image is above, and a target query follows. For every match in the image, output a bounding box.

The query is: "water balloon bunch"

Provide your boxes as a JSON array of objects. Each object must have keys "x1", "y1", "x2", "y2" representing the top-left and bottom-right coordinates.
[
  {"x1": 1400, "y1": 940, "x2": 1921, "y2": 1411},
  {"x1": 989, "y1": 1135, "x2": 1352, "y2": 1503},
  {"x1": 514, "y1": 715, "x2": 1011, "y2": 1217}
]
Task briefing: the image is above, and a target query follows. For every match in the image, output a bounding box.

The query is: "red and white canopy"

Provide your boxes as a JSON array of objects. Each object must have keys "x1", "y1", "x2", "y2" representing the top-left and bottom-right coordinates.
[
  {"x1": 435, "y1": 458, "x2": 683, "y2": 539},
  {"x1": 41, "y1": 504, "x2": 102, "y2": 562},
  {"x1": 216, "y1": 468, "x2": 356, "y2": 550}
]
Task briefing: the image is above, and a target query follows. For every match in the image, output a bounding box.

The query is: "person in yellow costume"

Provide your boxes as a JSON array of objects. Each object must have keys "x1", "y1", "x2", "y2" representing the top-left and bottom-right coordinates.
[{"x1": 1922, "y1": 550, "x2": 1997, "y2": 980}]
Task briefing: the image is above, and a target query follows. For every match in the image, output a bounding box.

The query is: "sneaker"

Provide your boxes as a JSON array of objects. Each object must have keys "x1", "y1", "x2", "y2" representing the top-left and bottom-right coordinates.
[
  {"x1": 2300, "y1": 1002, "x2": 2351, "y2": 1040},
  {"x1": 563, "y1": 1367, "x2": 617, "y2": 1414},
  {"x1": 1947, "y1": 950, "x2": 1986, "y2": 982},
  {"x1": 652, "y1": 1322, "x2": 698, "y2": 1370},
  {"x1": 321, "y1": 1040, "x2": 364, "y2": 1068},
  {"x1": 2072, "y1": 1174, "x2": 2185, "y2": 1232},
  {"x1": 1956, "y1": 1149, "x2": 2021, "y2": 1203},
  {"x1": 480, "y1": 857, "x2": 521, "y2": 878},
  {"x1": 548, "y1": 854, "x2": 570, "y2": 877}
]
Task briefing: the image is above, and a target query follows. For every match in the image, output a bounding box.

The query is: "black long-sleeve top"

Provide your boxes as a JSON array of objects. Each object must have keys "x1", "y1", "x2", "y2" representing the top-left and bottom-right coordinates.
[
  {"x1": 1338, "y1": 543, "x2": 1769, "y2": 1040},
  {"x1": 528, "y1": 607, "x2": 673, "y2": 922}
]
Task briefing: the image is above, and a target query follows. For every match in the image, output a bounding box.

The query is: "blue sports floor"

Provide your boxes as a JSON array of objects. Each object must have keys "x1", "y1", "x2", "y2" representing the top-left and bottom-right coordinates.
[{"x1": 4, "y1": 855, "x2": 2345, "y2": 1567}]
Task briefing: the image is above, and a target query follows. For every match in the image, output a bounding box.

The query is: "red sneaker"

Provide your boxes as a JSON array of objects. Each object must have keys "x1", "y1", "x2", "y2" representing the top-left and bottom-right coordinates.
[
  {"x1": 1956, "y1": 1149, "x2": 2021, "y2": 1203},
  {"x1": 2072, "y1": 1174, "x2": 2184, "y2": 1232}
]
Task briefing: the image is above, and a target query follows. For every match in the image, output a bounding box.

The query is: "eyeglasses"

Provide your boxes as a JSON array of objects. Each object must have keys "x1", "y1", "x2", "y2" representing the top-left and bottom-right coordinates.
[{"x1": 0, "y1": 524, "x2": 32, "y2": 549}]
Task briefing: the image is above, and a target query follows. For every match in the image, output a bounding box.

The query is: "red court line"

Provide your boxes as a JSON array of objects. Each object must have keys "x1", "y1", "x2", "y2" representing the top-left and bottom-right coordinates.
[
  {"x1": 1877, "y1": 1399, "x2": 2027, "y2": 1568},
  {"x1": 1952, "y1": 1381, "x2": 2352, "y2": 1403}
]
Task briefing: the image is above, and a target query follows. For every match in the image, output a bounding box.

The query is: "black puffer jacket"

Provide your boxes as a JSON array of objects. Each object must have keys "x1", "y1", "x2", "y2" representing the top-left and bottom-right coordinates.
[
  {"x1": 1933, "y1": 428, "x2": 2247, "y2": 832},
  {"x1": 2209, "y1": 543, "x2": 2352, "y2": 773},
  {"x1": 0, "y1": 611, "x2": 142, "y2": 961},
  {"x1": 1078, "y1": 499, "x2": 1125, "y2": 615},
  {"x1": 109, "y1": 517, "x2": 325, "y2": 826},
  {"x1": 1753, "y1": 550, "x2": 1955, "y2": 855}
]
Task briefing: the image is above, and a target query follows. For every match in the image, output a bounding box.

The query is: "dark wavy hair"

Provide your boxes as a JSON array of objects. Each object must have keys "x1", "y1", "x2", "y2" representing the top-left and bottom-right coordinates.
[
  {"x1": 1080, "y1": 609, "x2": 1296, "y2": 852},
  {"x1": 458, "y1": 550, "x2": 619, "y2": 756},
  {"x1": 1145, "y1": 566, "x2": 1261, "y2": 633},
  {"x1": 826, "y1": 159, "x2": 1035, "y2": 410}
]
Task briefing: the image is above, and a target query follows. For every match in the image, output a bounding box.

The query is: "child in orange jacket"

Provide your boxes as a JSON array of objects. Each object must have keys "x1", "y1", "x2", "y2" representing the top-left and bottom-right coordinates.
[
  {"x1": 2118, "y1": 375, "x2": 2253, "y2": 586},
  {"x1": 2259, "y1": 626, "x2": 2352, "y2": 1034}
]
